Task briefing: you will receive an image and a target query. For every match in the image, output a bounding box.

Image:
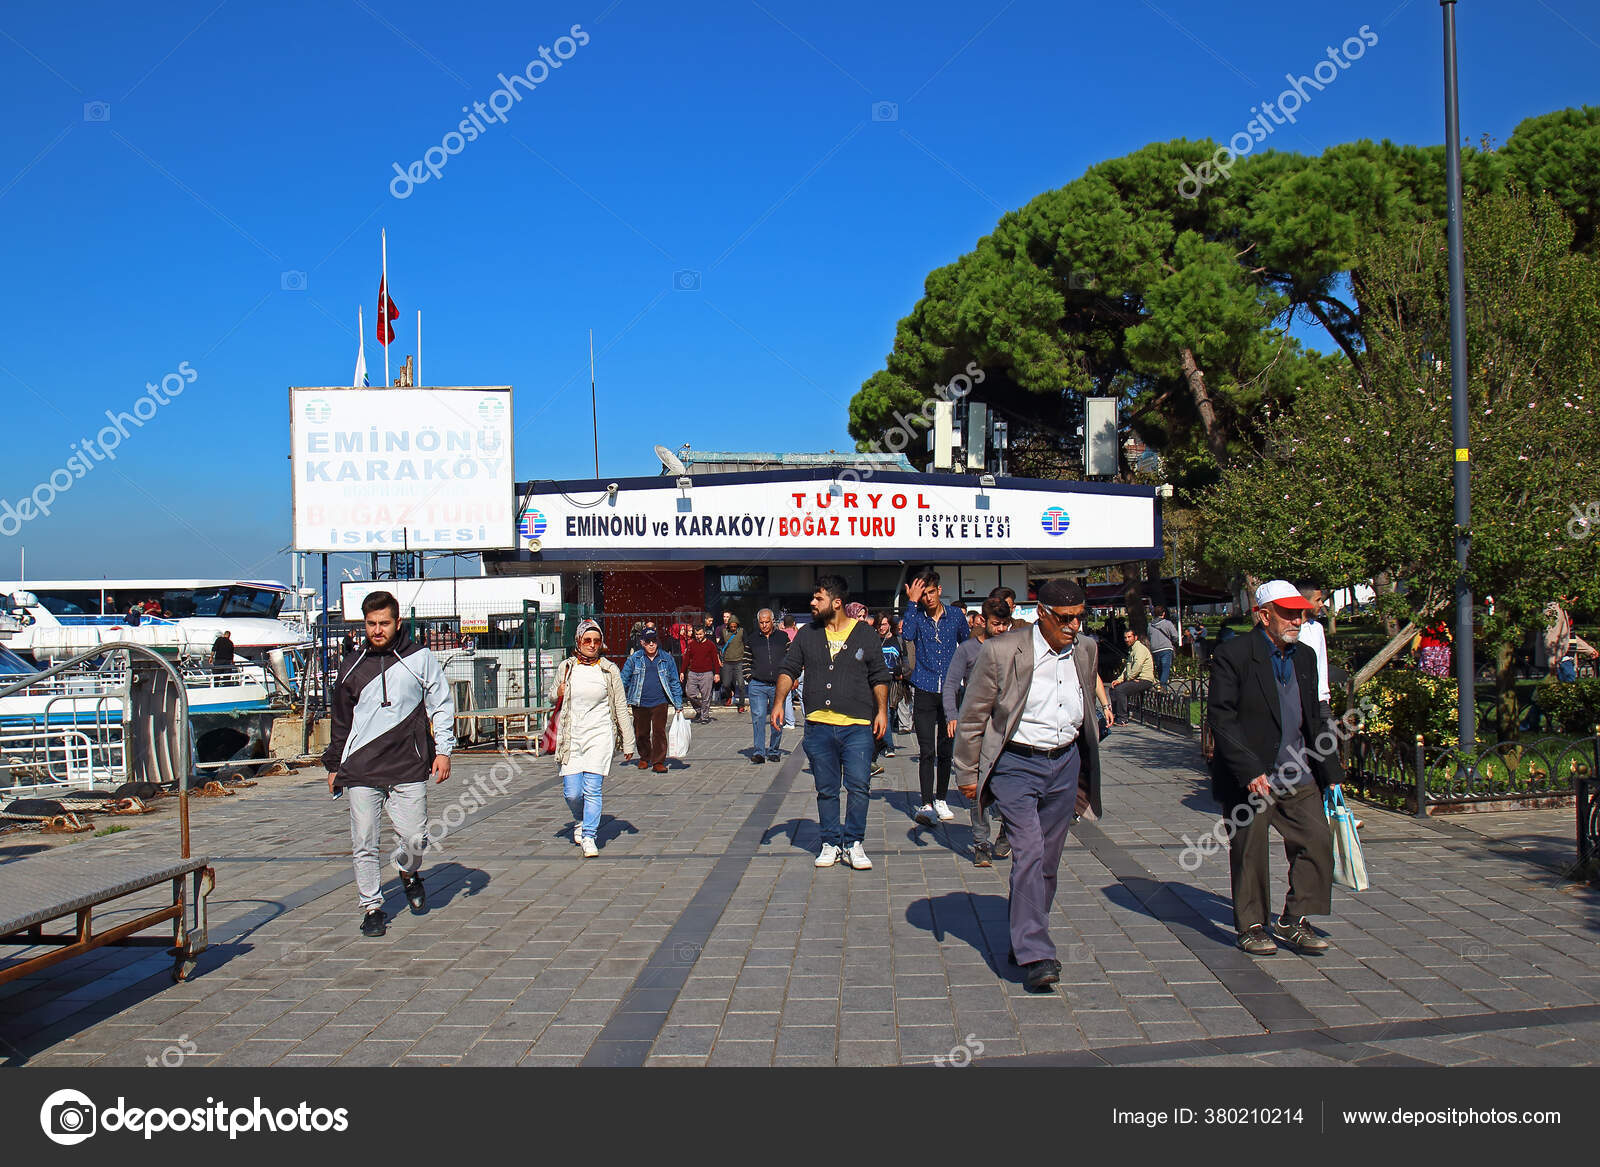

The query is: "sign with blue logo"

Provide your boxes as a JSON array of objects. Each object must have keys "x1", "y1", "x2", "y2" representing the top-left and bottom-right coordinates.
[
  {"x1": 1040, "y1": 506, "x2": 1070, "y2": 535},
  {"x1": 520, "y1": 509, "x2": 547, "y2": 540}
]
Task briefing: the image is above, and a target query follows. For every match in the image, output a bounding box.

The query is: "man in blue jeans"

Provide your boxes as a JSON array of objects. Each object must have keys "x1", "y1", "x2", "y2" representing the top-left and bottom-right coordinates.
[
  {"x1": 773, "y1": 575, "x2": 890, "y2": 870},
  {"x1": 746, "y1": 608, "x2": 789, "y2": 763}
]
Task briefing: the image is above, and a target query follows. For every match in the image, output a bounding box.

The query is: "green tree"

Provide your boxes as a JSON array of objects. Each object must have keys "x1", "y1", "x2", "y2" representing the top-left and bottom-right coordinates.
[{"x1": 1200, "y1": 188, "x2": 1600, "y2": 731}]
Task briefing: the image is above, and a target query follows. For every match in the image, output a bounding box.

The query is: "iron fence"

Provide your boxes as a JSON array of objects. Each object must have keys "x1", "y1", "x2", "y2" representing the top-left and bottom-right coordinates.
[
  {"x1": 1342, "y1": 731, "x2": 1600, "y2": 815},
  {"x1": 1126, "y1": 678, "x2": 1203, "y2": 740}
]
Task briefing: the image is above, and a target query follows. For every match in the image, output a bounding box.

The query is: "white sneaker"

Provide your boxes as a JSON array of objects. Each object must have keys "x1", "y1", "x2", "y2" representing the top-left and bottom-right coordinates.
[
  {"x1": 933, "y1": 799, "x2": 955, "y2": 822},
  {"x1": 580, "y1": 836, "x2": 598, "y2": 858},
  {"x1": 573, "y1": 825, "x2": 584, "y2": 846},
  {"x1": 845, "y1": 841, "x2": 872, "y2": 870},
  {"x1": 913, "y1": 804, "x2": 936, "y2": 826},
  {"x1": 815, "y1": 844, "x2": 841, "y2": 868}
]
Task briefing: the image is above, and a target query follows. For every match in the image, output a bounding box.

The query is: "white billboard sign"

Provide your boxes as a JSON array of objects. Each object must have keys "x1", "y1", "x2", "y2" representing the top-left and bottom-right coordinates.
[
  {"x1": 513, "y1": 472, "x2": 1158, "y2": 562},
  {"x1": 290, "y1": 387, "x2": 515, "y2": 552}
]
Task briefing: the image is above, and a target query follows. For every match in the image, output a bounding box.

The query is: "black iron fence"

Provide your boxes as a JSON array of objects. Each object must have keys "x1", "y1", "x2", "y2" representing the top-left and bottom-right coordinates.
[
  {"x1": 1126, "y1": 679, "x2": 1204, "y2": 741},
  {"x1": 1341, "y1": 732, "x2": 1599, "y2": 816}
]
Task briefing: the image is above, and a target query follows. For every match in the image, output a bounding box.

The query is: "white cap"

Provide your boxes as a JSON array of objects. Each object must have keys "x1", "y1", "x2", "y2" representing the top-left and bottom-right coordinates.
[{"x1": 1254, "y1": 580, "x2": 1313, "y2": 611}]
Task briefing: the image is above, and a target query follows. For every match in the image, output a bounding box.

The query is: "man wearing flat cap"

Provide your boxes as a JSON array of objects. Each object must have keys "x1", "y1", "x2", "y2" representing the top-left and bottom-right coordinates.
[
  {"x1": 952, "y1": 578, "x2": 1101, "y2": 992},
  {"x1": 1207, "y1": 579, "x2": 1344, "y2": 956}
]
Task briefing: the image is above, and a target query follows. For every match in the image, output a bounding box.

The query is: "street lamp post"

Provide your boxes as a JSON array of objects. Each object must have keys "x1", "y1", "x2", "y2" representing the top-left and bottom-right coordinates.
[{"x1": 1442, "y1": 0, "x2": 1476, "y2": 752}]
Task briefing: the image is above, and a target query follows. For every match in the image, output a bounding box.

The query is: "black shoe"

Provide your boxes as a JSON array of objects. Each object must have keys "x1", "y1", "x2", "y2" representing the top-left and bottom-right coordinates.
[
  {"x1": 766, "y1": 752, "x2": 782, "y2": 763},
  {"x1": 992, "y1": 831, "x2": 1012, "y2": 860},
  {"x1": 401, "y1": 872, "x2": 425, "y2": 913},
  {"x1": 1272, "y1": 916, "x2": 1331, "y2": 954},
  {"x1": 972, "y1": 843, "x2": 993, "y2": 868},
  {"x1": 1023, "y1": 960, "x2": 1061, "y2": 992},
  {"x1": 360, "y1": 909, "x2": 387, "y2": 937},
  {"x1": 752, "y1": 754, "x2": 765, "y2": 764},
  {"x1": 1237, "y1": 924, "x2": 1277, "y2": 955}
]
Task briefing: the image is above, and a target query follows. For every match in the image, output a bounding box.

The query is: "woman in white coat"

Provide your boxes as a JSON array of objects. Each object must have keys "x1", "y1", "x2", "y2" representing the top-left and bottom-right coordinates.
[{"x1": 554, "y1": 619, "x2": 635, "y2": 856}]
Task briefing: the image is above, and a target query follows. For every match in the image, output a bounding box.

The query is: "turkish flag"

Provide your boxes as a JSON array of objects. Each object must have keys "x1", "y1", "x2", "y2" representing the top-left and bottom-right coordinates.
[{"x1": 376, "y1": 277, "x2": 398, "y2": 346}]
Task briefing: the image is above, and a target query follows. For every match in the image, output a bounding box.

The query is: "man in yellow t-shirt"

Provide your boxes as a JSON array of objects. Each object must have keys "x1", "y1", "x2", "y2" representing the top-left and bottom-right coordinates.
[{"x1": 774, "y1": 575, "x2": 890, "y2": 871}]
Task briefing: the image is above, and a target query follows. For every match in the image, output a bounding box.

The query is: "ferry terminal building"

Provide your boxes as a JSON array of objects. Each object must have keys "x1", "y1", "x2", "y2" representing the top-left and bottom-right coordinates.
[{"x1": 484, "y1": 452, "x2": 1162, "y2": 626}]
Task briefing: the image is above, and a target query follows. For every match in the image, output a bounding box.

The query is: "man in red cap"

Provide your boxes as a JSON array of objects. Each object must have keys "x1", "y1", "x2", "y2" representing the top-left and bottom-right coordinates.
[{"x1": 1206, "y1": 580, "x2": 1343, "y2": 957}]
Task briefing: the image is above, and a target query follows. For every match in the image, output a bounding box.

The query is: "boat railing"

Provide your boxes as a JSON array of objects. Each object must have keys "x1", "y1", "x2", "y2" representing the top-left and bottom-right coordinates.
[{"x1": 0, "y1": 723, "x2": 126, "y2": 795}]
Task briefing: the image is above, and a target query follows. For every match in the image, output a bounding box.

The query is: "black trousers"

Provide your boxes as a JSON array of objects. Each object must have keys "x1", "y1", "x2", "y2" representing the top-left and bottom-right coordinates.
[
  {"x1": 912, "y1": 687, "x2": 953, "y2": 804},
  {"x1": 1227, "y1": 782, "x2": 1334, "y2": 933},
  {"x1": 1111, "y1": 679, "x2": 1154, "y2": 721}
]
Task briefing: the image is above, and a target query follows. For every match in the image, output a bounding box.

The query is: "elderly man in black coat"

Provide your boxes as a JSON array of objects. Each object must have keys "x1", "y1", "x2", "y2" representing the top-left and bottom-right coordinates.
[{"x1": 1206, "y1": 580, "x2": 1344, "y2": 957}]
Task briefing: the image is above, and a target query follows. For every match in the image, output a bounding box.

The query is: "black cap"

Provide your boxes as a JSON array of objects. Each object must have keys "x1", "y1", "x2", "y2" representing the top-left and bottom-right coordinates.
[{"x1": 640, "y1": 629, "x2": 658, "y2": 642}]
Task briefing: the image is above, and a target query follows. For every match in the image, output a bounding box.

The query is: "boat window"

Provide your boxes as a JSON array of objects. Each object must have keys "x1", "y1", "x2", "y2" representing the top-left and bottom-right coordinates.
[
  {"x1": 156, "y1": 588, "x2": 225, "y2": 617},
  {"x1": 221, "y1": 587, "x2": 285, "y2": 619},
  {"x1": 0, "y1": 644, "x2": 34, "y2": 675},
  {"x1": 31, "y1": 590, "x2": 98, "y2": 616}
]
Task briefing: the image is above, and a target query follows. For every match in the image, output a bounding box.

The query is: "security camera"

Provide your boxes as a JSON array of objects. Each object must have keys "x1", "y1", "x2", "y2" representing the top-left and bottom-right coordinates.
[{"x1": 606, "y1": 483, "x2": 618, "y2": 500}]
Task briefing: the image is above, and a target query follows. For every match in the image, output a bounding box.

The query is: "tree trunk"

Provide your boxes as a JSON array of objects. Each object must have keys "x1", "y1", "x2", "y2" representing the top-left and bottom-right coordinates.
[
  {"x1": 1373, "y1": 572, "x2": 1399, "y2": 637},
  {"x1": 1351, "y1": 622, "x2": 1420, "y2": 689},
  {"x1": 1121, "y1": 562, "x2": 1148, "y2": 635},
  {"x1": 1494, "y1": 642, "x2": 1518, "y2": 741},
  {"x1": 1179, "y1": 346, "x2": 1230, "y2": 468}
]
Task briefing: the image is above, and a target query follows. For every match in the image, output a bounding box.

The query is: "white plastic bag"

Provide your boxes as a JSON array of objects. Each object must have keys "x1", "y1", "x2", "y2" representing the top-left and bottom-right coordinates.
[{"x1": 667, "y1": 709, "x2": 692, "y2": 759}]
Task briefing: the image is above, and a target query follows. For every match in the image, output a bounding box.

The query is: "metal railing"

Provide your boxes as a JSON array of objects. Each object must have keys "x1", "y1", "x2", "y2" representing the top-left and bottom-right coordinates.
[
  {"x1": 1342, "y1": 731, "x2": 1600, "y2": 816},
  {"x1": 1126, "y1": 678, "x2": 1204, "y2": 740}
]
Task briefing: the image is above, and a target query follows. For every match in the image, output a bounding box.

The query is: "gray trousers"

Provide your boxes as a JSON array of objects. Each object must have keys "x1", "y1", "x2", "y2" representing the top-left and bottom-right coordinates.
[
  {"x1": 349, "y1": 782, "x2": 428, "y2": 912},
  {"x1": 986, "y1": 744, "x2": 1080, "y2": 965},
  {"x1": 1227, "y1": 782, "x2": 1333, "y2": 933},
  {"x1": 686, "y1": 671, "x2": 715, "y2": 719},
  {"x1": 969, "y1": 799, "x2": 1006, "y2": 847}
]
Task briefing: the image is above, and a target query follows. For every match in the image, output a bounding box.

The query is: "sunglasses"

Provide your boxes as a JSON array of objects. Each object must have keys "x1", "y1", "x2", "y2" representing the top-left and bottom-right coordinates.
[{"x1": 1040, "y1": 607, "x2": 1085, "y2": 626}]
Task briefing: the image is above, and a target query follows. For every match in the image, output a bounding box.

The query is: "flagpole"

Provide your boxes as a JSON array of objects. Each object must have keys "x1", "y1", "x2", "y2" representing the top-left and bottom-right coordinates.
[
  {"x1": 417, "y1": 310, "x2": 422, "y2": 386},
  {"x1": 589, "y1": 328, "x2": 599, "y2": 476},
  {"x1": 355, "y1": 304, "x2": 368, "y2": 387},
  {"x1": 382, "y1": 229, "x2": 391, "y2": 389}
]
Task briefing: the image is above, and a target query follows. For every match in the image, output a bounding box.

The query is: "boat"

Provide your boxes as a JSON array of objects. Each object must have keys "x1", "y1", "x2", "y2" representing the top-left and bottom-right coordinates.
[{"x1": 0, "y1": 578, "x2": 312, "y2": 665}]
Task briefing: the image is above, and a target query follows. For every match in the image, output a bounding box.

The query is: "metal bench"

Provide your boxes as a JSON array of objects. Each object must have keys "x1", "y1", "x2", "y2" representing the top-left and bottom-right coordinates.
[
  {"x1": 0, "y1": 850, "x2": 213, "y2": 984},
  {"x1": 0, "y1": 643, "x2": 217, "y2": 984}
]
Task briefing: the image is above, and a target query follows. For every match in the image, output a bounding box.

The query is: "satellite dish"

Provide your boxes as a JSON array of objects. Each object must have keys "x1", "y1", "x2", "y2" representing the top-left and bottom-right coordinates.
[{"x1": 654, "y1": 444, "x2": 688, "y2": 476}]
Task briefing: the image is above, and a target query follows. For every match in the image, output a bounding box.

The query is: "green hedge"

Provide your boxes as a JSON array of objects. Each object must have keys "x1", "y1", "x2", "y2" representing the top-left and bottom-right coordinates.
[{"x1": 1531, "y1": 679, "x2": 1600, "y2": 735}]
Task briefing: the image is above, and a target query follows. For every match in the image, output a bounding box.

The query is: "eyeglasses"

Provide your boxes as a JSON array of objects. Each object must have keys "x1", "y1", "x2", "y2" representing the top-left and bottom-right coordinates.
[{"x1": 1041, "y1": 607, "x2": 1085, "y2": 626}]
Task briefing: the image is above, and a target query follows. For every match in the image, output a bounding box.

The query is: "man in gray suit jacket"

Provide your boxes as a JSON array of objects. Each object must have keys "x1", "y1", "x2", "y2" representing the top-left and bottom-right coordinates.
[{"x1": 953, "y1": 578, "x2": 1101, "y2": 992}]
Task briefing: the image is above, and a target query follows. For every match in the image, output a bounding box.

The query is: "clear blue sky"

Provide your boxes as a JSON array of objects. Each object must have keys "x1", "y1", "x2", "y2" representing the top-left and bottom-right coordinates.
[{"x1": 1, "y1": 0, "x2": 1593, "y2": 581}]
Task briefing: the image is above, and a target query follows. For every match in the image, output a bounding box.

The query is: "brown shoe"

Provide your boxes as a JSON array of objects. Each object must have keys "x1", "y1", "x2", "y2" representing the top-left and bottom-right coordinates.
[
  {"x1": 653, "y1": 762, "x2": 668, "y2": 773},
  {"x1": 636, "y1": 758, "x2": 649, "y2": 769}
]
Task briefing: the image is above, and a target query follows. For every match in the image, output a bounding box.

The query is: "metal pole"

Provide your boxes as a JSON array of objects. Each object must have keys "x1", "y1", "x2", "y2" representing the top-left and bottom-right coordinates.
[
  {"x1": 320, "y1": 553, "x2": 330, "y2": 716},
  {"x1": 1442, "y1": 0, "x2": 1475, "y2": 752},
  {"x1": 589, "y1": 328, "x2": 599, "y2": 477}
]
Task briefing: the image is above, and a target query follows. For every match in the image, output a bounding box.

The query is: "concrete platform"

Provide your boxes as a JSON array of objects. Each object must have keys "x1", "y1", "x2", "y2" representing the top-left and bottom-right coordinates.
[{"x1": 3, "y1": 713, "x2": 1598, "y2": 1068}]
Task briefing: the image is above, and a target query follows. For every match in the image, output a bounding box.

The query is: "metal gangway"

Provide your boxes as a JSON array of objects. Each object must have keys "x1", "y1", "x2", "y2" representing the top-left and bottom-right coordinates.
[{"x1": 0, "y1": 642, "x2": 214, "y2": 985}]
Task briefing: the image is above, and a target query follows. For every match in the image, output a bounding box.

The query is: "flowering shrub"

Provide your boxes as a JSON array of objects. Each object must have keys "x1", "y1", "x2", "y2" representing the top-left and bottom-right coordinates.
[{"x1": 1357, "y1": 670, "x2": 1476, "y2": 747}]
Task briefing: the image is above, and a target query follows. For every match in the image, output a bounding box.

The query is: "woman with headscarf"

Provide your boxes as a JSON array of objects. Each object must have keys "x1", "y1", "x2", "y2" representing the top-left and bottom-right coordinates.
[{"x1": 553, "y1": 619, "x2": 635, "y2": 857}]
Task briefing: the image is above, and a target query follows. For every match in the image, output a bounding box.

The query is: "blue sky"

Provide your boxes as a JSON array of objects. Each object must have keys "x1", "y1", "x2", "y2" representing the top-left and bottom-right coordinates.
[{"x1": 1, "y1": 0, "x2": 1594, "y2": 580}]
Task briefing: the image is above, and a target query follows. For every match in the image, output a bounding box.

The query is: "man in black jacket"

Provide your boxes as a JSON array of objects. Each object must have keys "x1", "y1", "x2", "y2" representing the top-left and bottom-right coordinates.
[
  {"x1": 746, "y1": 608, "x2": 789, "y2": 764},
  {"x1": 324, "y1": 591, "x2": 455, "y2": 938},
  {"x1": 1207, "y1": 580, "x2": 1342, "y2": 957},
  {"x1": 773, "y1": 576, "x2": 890, "y2": 871}
]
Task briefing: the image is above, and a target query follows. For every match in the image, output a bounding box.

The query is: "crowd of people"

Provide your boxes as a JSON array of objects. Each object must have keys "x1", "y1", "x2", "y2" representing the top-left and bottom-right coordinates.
[{"x1": 324, "y1": 578, "x2": 1345, "y2": 995}]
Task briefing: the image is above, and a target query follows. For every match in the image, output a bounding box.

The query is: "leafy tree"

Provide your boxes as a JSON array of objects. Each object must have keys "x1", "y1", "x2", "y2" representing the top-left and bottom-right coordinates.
[{"x1": 1200, "y1": 188, "x2": 1600, "y2": 729}]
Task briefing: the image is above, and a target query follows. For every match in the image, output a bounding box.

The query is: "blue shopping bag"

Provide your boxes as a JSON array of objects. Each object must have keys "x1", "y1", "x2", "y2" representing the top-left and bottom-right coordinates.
[{"x1": 1325, "y1": 785, "x2": 1369, "y2": 892}]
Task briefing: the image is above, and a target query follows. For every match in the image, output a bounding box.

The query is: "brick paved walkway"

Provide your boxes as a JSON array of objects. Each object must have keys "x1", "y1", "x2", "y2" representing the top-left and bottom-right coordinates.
[{"x1": 4, "y1": 714, "x2": 1599, "y2": 1067}]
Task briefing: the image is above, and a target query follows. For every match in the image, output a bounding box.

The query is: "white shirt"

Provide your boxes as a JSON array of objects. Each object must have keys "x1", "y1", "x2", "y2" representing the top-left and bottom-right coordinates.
[
  {"x1": 1012, "y1": 625, "x2": 1084, "y2": 749},
  {"x1": 1298, "y1": 619, "x2": 1331, "y2": 703}
]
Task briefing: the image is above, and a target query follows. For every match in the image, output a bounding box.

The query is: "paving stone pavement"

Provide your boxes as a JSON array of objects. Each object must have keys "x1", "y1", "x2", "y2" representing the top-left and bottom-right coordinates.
[{"x1": 4, "y1": 712, "x2": 1599, "y2": 1068}]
